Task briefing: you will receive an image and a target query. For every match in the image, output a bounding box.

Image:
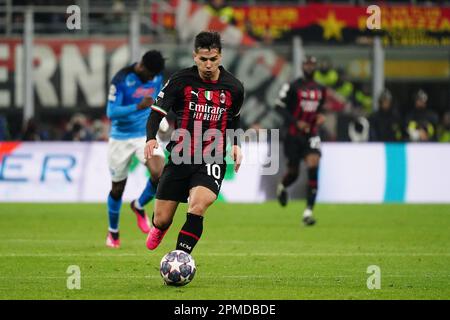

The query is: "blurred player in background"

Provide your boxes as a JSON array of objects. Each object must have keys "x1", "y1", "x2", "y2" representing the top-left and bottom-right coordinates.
[
  {"x1": 144, "y1": 31, "x2": 244, "y2": 254},
  {"x1": 106, "y1": 50, "x2": 169, "y2": 248},
  {"x1": 275, "y1": 55, "x2": 326, "y2": 226},
  {"x1": 405, "y1": 89, "x2": 439, "y2": 142}
]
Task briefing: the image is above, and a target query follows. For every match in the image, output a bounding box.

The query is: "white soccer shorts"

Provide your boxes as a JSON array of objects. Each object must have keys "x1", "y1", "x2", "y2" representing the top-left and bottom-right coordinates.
[{"x1": 108, "y1": 136, "x2": 165, "y2": 182}]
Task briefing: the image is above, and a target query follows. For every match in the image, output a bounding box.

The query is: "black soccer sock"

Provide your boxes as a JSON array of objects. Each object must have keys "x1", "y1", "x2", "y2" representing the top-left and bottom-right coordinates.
[
  {"x1": 176, "y1": 213, "x2": 203, "y2": 254},
  {"x1": 306, "y1": 167, "x2": 319, "y2": 209}
]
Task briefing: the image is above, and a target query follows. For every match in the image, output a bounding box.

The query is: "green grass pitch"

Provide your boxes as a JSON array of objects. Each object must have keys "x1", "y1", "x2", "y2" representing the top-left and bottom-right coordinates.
[{"x1": 0, "y1": 202, "x2": 449, "y2": 300}]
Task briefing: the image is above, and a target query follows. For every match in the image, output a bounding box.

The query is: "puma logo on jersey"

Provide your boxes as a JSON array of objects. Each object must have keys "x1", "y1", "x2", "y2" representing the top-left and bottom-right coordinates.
[
  {"x1": 214, "y1": 180, "x2": 220, "y2": 189},
  {"x1": 191, "y1": 90, "x2": 199, "y2": 97}
]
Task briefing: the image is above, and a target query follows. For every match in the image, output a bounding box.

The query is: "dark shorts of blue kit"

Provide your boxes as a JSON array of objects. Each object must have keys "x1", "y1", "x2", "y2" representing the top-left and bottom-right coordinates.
[
  {"x1": 155, "y1": 158, "x2": 227, "y2": 203},
  {"x1": 284, "y1": 134, "x2": 321, "y2": 167}
]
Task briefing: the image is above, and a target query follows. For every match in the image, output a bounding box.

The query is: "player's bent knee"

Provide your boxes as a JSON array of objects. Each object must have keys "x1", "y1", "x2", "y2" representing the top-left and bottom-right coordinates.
[
  {"x1": 188, "y1": 200, "x2": 215, "y2": 215},
  {"x1": 153, "y1": 216, "x2": 172, "y2": 230},
  {"x1": 153, "y1": 200, "x2": 178, "y2": 229},
  {"x1": 187, "y1": 204, "x2": 206, "y2": 215},
  {"x1": 153, "y1": 208, "x2": 173, "y2": 229},
  {"x1": 288, "y1": 171, "x2": 299, "y2": 179},
  {"x1": 110, "y1": 180, "x2": 126, "y2": 199}
]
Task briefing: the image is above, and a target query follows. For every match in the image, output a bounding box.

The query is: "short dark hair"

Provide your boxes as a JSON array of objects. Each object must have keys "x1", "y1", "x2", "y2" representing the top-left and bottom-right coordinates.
[
  {"x1": 142, "y1": 50, "x2": 165, "y2": 74},
  {"x1": 194, "y1": 31, "x2": 222, "y2": 53}
]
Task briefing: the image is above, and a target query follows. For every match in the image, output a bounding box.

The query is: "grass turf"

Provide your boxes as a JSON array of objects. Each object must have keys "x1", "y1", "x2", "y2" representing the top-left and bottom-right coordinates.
[{"x1": 0, "y1": 202, "x2": 449, "y2": 300}]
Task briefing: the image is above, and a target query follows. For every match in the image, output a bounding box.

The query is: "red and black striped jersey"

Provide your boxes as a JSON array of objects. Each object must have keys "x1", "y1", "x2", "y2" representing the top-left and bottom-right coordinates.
[
  {"x1": 275, "y1": 78, "x2": 326, "y2": 136},
  {"x1": 151, "y1": 66, "x2": 244, "y2": 159}
]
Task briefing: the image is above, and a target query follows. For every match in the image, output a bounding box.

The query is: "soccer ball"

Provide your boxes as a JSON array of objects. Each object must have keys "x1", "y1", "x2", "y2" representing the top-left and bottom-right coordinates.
[{"x1": 160, "y1": 250, "x2": 196, "y2": 286}]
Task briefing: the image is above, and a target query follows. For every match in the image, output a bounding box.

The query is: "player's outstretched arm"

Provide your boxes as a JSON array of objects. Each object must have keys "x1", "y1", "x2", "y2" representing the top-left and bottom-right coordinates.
[
  {"x1": 106, "y1": 84, "x2": 141, "y2": 120},
  {"x1": 107, "y1": 101, "x2": 140, "y2": 120}
]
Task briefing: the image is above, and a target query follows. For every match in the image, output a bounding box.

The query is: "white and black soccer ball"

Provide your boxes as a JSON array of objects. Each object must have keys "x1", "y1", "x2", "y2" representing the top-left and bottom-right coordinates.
[{"x1": 160, "y1": 250, "x2": 196, "y2": 286}]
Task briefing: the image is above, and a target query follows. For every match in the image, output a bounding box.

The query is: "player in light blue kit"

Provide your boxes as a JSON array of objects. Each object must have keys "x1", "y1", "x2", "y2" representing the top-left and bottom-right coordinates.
[{"x1": 106, "y1": 50, "x2": 168, "y2": 248}]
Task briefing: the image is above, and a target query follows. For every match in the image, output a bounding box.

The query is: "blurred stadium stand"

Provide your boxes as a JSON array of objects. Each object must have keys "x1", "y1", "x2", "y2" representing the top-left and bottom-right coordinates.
[{"x1": 0, "y1": 0, "x2": 449, "y2": 142}]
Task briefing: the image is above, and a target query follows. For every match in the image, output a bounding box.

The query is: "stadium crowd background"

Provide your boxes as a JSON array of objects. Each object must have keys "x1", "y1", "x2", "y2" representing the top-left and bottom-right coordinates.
[{"x1": 0, "y1": 0, "x2": 449, "y2": 143}]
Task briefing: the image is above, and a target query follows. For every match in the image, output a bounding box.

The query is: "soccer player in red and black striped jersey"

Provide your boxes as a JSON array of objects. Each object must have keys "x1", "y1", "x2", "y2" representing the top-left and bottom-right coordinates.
[
  {"x1": 275, "y1": 55, "x2": 326, "y2": 226},
  {"x1": 144, "y1": 31, "x2": 244, "y2": 253}
]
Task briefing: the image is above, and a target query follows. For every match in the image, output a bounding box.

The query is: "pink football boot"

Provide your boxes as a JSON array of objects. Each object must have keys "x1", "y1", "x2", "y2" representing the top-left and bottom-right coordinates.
[
  {"x1": 146, "y1": 226, "x2": 168, "y2": 250},
  {"x1": 130, "y1": 200, "x2": 151, "y2": 234},
  {"x1": 106, "y1": 231, "x2": 120, "y2": 248}
]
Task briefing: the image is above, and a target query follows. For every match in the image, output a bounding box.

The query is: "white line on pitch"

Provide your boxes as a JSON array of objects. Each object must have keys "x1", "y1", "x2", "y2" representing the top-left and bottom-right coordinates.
[
  {"x1": 0, "y1": 252, "x2": 449, "y2": 257},
  {"x1": 0, "y1": 274, "x2": 448, "y2": 280}
]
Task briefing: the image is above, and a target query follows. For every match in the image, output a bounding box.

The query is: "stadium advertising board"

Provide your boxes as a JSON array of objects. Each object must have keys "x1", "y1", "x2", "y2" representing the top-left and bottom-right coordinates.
[
  {"x1": 1, "y1": 142, "x2": 448, "y2": 203},
  {"x1": 0, "y1": 141, "x2": 268, "y2": 203},
  {"x1": 234, "y1": 4, "x2": 450, "y2": 46},
  {"x1": 0, "y1": 142, "x2": 88, "y2": 202},
  {"x1": 318, "y1": 143, "x2": 450, "y2": 203}
]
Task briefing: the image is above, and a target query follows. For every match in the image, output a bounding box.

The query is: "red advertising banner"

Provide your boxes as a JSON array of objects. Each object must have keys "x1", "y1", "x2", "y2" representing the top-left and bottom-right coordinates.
[
  {"x1": 236, "y1": 4, "x2": 450, "y2": 45},
  {"x1": 158, "y1": 2, "x2": 450, "y2": 46}
]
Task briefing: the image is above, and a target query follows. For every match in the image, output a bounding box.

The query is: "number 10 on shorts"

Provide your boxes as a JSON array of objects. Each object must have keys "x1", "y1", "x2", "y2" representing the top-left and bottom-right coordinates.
[{"x1": 206, "y1": 163, "x2": 221, "y2": 179}]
